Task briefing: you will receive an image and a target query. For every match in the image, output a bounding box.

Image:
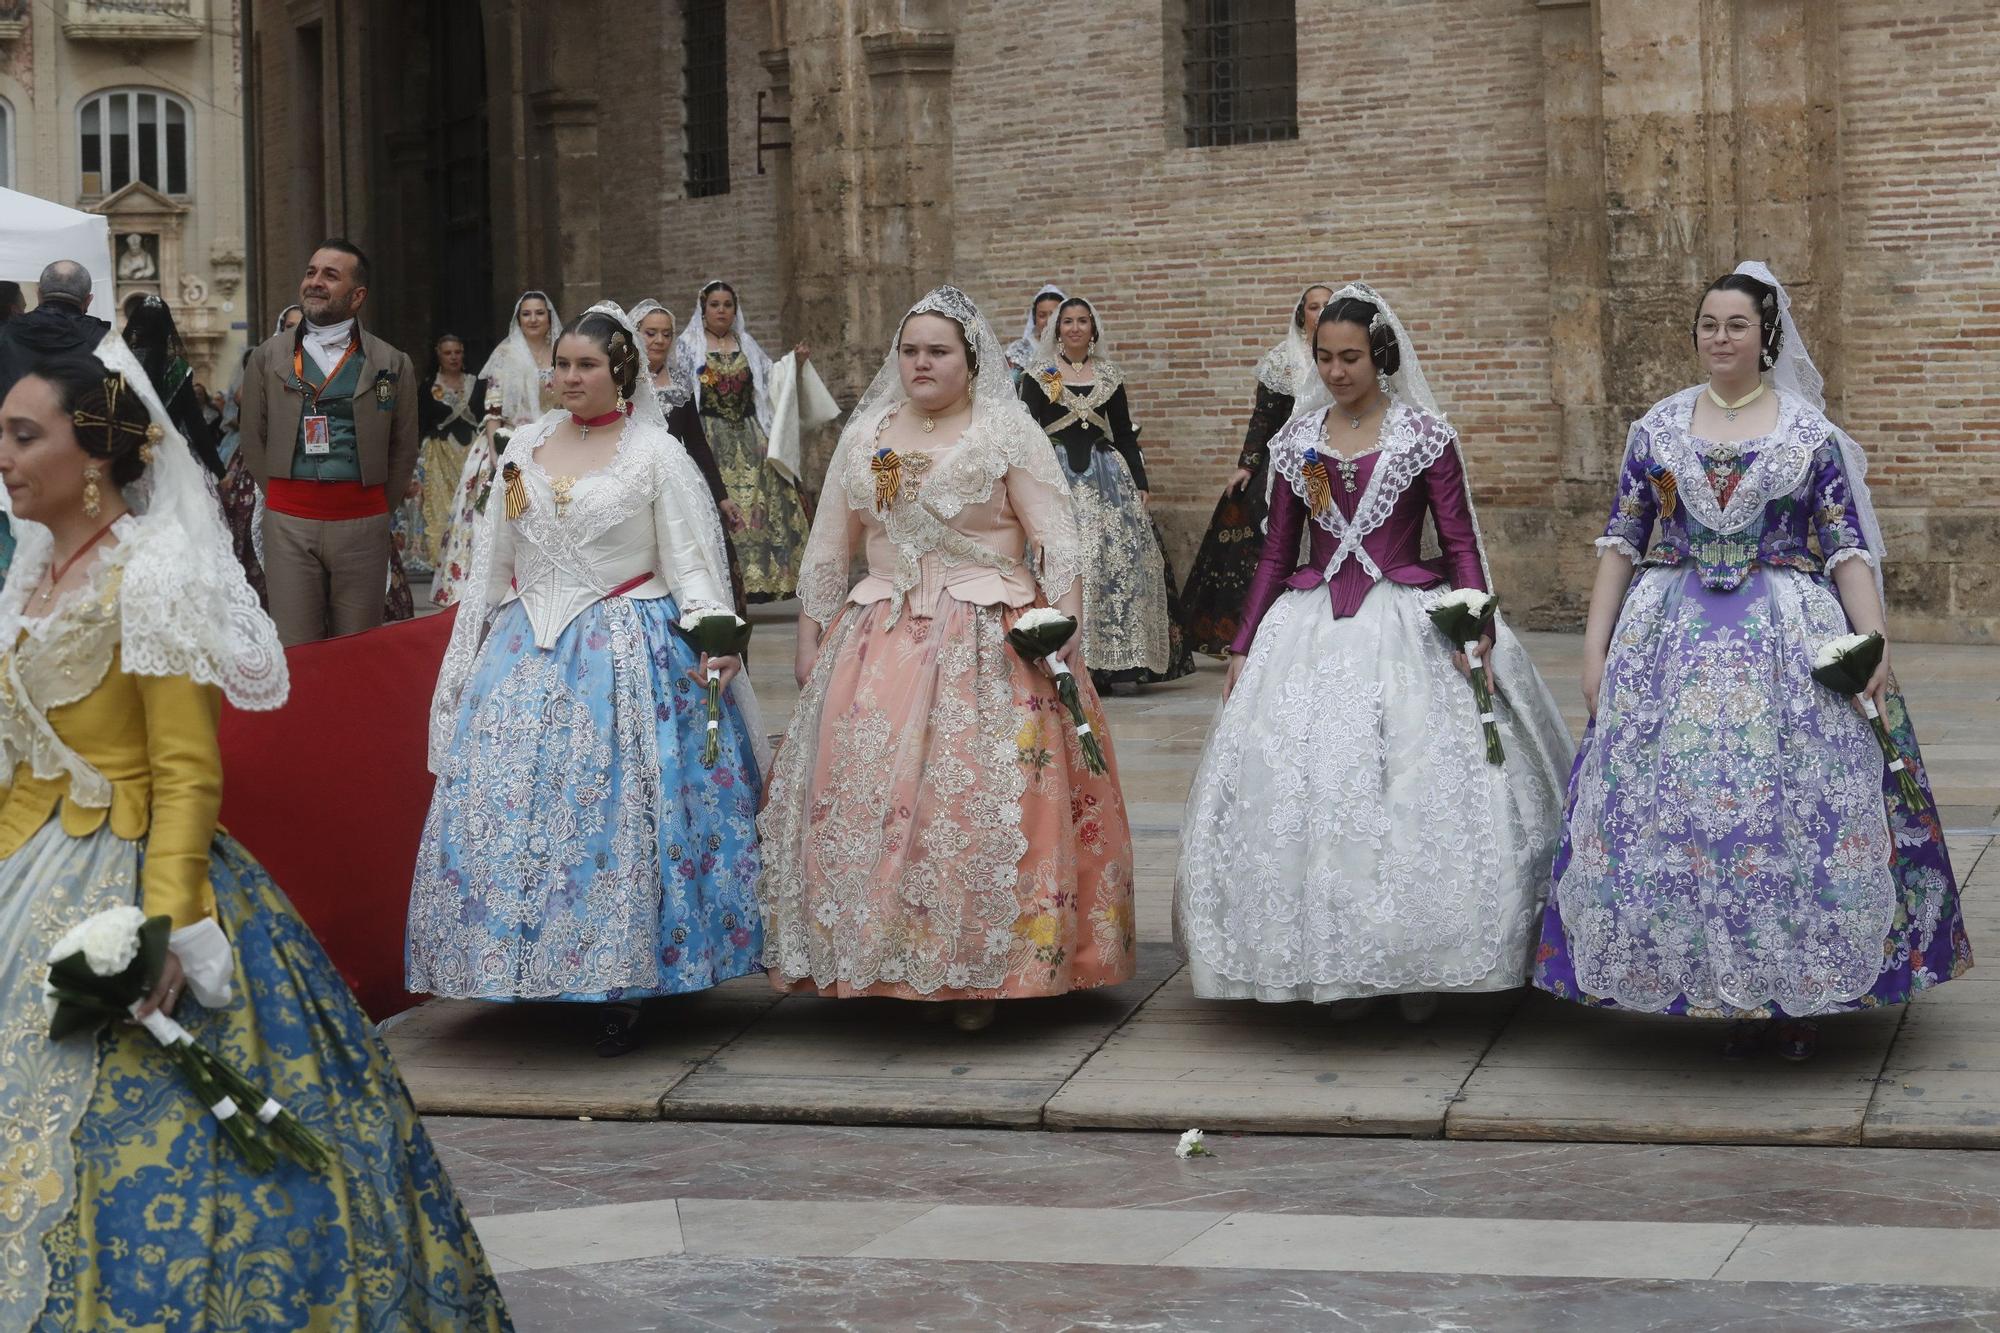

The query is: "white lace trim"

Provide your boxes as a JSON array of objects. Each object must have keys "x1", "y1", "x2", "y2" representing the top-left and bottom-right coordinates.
[
  {"x1": 1595, "y1": 536, "x2": 1643, "y2": 561},
  {"x1": 1268, "y1": 401, "x2": 1454, "y2": 582},
  {"x1": 1644, "y1": 387, "x2": 1822, "y2": 537}
]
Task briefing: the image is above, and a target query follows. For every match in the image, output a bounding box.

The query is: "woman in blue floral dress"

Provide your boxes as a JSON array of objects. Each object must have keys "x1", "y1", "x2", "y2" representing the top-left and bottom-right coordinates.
[
  {"x1": 409, "y1": 304, "x2": 767, "y2": 1057},
  {"x1": 1534, "y1": 263, "x2": 1971, "y2": 1060}
]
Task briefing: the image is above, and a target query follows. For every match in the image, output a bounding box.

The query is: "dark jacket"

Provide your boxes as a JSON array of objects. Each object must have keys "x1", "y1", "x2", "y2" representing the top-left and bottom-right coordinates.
[{"x1": 0, "y1": 301, "x2": 113, "y2": 401}]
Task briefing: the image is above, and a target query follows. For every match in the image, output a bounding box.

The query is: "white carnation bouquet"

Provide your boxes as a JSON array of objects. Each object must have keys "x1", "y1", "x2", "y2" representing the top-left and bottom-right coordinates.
[
  {"x1": 1812, "y1": 631, "x2": 1922, "y2": 808},
  {"x1": 672, "y1": 609, "x2": 753, "y2": 766},
  {"x1": 1427, "y1": 589, "x2": 1503, "y2": 765},
  {"x1": 1007, "y1": 607, "x2": 1105, "y2": 773},
  {"x1": 45, "y1": 906, "x2": 329, "y2": 1172}
]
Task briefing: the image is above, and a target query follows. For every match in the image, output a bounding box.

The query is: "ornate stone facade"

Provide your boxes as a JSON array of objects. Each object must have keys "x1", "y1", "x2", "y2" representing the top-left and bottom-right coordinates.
[
  {"x1": 1, "y1": 0, "x2": 247, "y2": 383},
  {"x1": 247, "y1": 0, "x2": 1999, "y2": 639}
]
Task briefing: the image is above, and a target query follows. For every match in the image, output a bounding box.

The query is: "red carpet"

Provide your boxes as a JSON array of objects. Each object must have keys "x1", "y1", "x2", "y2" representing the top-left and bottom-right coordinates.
[{"x1": 217, "y1": 610, "x2": 455, "y2": 1021}]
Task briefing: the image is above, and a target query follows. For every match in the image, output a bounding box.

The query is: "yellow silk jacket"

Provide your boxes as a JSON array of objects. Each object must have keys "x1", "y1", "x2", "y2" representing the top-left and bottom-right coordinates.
[{"x1": 0, "y1": 566, "x2": 221, "y2": 928}]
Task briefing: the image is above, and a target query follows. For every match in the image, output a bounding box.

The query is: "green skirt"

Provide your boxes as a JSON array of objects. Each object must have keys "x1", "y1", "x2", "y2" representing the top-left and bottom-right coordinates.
[{"x1": 704, "y1": 409, "x2": 811, "y2": 601}]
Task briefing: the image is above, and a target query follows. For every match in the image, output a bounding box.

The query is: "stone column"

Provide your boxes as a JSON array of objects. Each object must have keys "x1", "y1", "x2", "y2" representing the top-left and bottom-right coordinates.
[
  {"x1": 759, "y1": 40, "x2": 799, "y2": 342},
  {"x1": 1539, "y1": 0, "x2": 1614, "y2": 488},
  {"x1": 1590, "y1": 0, "x2": 1842, "y2": 413},
  {"x1": 858, "y1": 8, "x2": 954, "y2": 352},
  {"x1": 774, "y1": 0, "x2": 955, "y2": 407},
  {"x1": 1532, "y1": 0, "x2": 1844, "y2": 623},
  {"x1": 515, "y1": 1, "x2": 603, "y2": 314}
]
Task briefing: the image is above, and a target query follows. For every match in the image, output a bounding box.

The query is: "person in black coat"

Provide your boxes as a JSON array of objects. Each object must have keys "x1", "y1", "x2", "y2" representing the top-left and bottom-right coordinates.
[{"x1": 0, "y1": 261, "x2": 111, "y2": 403}]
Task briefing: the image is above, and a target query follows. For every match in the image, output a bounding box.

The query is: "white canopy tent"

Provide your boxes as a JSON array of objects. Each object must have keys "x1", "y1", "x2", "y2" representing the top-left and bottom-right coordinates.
[{"x1": 0, "y1": 187, "x2": 116, "y2": 319}]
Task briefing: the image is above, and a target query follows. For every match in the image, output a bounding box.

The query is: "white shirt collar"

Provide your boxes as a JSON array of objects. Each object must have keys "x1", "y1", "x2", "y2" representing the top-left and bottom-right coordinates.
[{"x1": 301, "y1": 317, "x2": 356, "y2": 376}]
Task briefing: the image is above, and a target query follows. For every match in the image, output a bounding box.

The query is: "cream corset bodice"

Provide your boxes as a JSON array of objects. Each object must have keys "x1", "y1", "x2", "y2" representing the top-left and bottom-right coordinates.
[{"x1": 482, "y1": 418, "x2": 731, "y2": 648}]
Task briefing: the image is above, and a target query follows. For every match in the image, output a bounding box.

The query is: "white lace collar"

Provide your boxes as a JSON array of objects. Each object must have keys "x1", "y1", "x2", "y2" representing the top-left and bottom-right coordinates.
[
  {"x1": 1645, "y1": 386, "x2": 1825, "y2": 536},
  {"x1": 1270, "y1": 400, "x2": 1452, "y2": 545}
]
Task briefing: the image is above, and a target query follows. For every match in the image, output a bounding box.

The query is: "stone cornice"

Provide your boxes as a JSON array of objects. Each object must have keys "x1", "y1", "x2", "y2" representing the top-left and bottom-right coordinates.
[{"x1": 861, "y1": 29, "x2": 952, "y2": 78}]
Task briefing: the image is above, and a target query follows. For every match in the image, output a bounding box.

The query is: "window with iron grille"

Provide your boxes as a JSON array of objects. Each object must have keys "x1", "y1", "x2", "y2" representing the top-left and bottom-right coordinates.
[
  {"x1": 683, "y1": 0, "x2": 730, "y2": 197},
  {"x1": 1182, "y1": 0, "x2": 1298, "y2": 149}
]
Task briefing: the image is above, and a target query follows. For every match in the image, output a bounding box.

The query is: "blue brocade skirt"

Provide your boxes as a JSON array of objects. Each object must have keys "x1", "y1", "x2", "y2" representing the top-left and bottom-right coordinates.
[
  {"x1": 407, "y1": 594, "x2": 765, "y2": 1002},
  {"x1": 1534, "y1": 565, "x2": 1970, "y2": 1017},
  {"x1": 0, "y1": 822, "x2": 510, "y2": 1330}
]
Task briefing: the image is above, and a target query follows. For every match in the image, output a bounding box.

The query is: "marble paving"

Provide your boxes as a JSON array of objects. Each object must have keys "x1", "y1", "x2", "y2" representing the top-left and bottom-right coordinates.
[
  {"x1": 430, "y1": 1120, "x2": 2000, "y2": 1332},
  {"x1": 389, "y1": 606, "x2": 2000, "y2": 1148}
]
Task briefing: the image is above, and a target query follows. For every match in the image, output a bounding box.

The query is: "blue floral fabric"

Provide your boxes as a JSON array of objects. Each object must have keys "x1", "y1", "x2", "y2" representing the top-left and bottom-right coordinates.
[
  {"x1": 408, "y1": 594, "x2": 764, "y2": 1001},
  {"x1": 35, "y1": 834, "x2": 511, "y2": 1331}
]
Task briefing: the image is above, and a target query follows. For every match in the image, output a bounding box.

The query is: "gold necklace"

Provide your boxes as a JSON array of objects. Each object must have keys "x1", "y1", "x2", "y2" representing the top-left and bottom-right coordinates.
[{"x1": 1706, "y1": 381, "x2": 1766, "y2": 422}]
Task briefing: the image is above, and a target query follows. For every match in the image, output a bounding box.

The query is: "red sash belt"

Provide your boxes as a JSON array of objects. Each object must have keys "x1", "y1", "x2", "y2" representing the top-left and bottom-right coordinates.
[
  {"x1": 509, "y1": 571, "x2": 657, "y2": 599},
  {"x1": 265, "y1": 479, "x2": 389, "y2": 521}
]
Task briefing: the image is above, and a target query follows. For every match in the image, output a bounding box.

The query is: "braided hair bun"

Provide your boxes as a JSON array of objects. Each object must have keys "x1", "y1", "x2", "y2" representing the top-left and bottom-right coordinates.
[{"x1": 29, "y1": 355, "x2": 160, "y2": 486}]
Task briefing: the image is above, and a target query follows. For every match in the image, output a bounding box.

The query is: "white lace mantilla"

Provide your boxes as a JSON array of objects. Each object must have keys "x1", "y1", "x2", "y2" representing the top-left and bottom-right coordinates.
[
  {"x1": 1254, "y1": 340, "x2": 1301, "y2": 395},
  {"x1": 797, "y1": 285, "x2": 1082, "y2": 628},
  {"x1": 0, "y1": 337, "x2": 288, "y2": 716}
]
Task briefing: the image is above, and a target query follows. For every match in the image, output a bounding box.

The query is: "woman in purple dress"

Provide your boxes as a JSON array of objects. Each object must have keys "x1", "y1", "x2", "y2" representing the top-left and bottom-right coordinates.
[
  {"x1": 1534, "y1": 262, "x2": 1972, "y2": 1060},
  {"x1": 1176, "y1": 284, "x2": 1573, "y2": 1020}
]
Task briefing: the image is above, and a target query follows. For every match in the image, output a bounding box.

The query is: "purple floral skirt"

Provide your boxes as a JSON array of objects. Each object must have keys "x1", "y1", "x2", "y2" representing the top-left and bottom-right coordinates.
[{"x1": 1534, "y1": 564, "x2": 1971, "y2": 1018}]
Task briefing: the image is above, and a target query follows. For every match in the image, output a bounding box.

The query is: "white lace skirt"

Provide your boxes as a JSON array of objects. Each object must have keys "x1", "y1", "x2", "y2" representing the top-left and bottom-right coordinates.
[{"x1": 1175, "y1": 580, "x2": 1574, "y2": 1002}]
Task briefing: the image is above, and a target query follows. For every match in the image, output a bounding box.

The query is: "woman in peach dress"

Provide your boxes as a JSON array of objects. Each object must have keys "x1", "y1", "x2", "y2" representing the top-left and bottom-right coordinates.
[{"x1": 759, "y1": 286, "x2": 1137, "y2": 1031}]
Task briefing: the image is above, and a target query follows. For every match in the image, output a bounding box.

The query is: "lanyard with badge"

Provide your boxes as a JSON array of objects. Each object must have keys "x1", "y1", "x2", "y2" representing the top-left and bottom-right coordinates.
[{"x1": 293, "y1": 331, "x2": 361, "y2": 455}]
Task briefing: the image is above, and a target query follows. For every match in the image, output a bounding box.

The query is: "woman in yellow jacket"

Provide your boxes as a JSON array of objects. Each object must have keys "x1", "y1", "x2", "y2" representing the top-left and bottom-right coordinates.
[{"x1": 0, "y1": 337, "x2": 510, "y2": 1330}]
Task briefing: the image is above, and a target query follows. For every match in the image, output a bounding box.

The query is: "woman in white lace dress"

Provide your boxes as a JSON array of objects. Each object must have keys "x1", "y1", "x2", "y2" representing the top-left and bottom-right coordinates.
[
  {"x1": 409, "y1": 304, "x2": 765, "y2": 1058},
  {"x1": 1175, "y1": 284, "x2": 1573, "y2": 1020},
  {"x1": 759, "y1": 287, "x2": 1137, "y2": 1033}
]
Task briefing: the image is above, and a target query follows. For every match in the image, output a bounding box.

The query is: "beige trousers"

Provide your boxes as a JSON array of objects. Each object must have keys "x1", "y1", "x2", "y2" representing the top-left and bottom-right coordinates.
[{"x1": 262, "y1": 508, "x2": 391, "y2": 646}]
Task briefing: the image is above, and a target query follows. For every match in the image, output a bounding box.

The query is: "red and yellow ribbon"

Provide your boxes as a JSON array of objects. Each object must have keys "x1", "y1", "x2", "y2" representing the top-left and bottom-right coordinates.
[{"x1": 871, "y1": 447, "x2": 903, "y2": 513}]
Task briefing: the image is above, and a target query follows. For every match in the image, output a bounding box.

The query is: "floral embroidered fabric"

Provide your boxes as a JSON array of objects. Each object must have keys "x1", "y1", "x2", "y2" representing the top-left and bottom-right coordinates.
[{"x1": 1540, "y1": 387, "x2": 1970, "y2": 1015}]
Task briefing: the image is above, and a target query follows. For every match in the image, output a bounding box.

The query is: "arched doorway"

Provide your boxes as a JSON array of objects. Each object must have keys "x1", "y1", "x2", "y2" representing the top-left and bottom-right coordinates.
[{"x1": 428, "y1": 0, "x2": 493, "y2": 363}]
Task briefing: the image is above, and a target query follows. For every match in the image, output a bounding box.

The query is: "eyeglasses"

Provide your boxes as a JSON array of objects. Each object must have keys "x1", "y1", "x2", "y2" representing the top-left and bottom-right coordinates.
[{"x1": 1695, "y1": 318, "x2": 1757, "y2": 342}]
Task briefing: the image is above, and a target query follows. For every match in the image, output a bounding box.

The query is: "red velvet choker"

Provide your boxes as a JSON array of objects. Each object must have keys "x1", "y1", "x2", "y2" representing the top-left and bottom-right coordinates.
[{"x1": 570, "y1": 407, "x2": 625, "y2": 429}]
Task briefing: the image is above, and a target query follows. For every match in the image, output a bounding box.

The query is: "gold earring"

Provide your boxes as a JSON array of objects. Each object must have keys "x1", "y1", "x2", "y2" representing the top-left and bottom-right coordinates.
[
  {"x1": 616, "y1": 389, "x2": 629, "y2": 416},
  {"x1": 82, "y1": 464, "x2": 102, "y2": 518}
]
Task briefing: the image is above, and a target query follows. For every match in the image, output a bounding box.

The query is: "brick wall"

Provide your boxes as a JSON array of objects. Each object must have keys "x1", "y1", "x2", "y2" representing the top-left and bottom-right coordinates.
[
  {"x1": 594, "y1": 2, "x2": 790, "y2": 350},
  {"x1": 948, "y1": 0, "x2": 1559, "y2": 586},
  {"x1": 1834, "y1": 1, "x2": 2000, "y2": 639}
]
